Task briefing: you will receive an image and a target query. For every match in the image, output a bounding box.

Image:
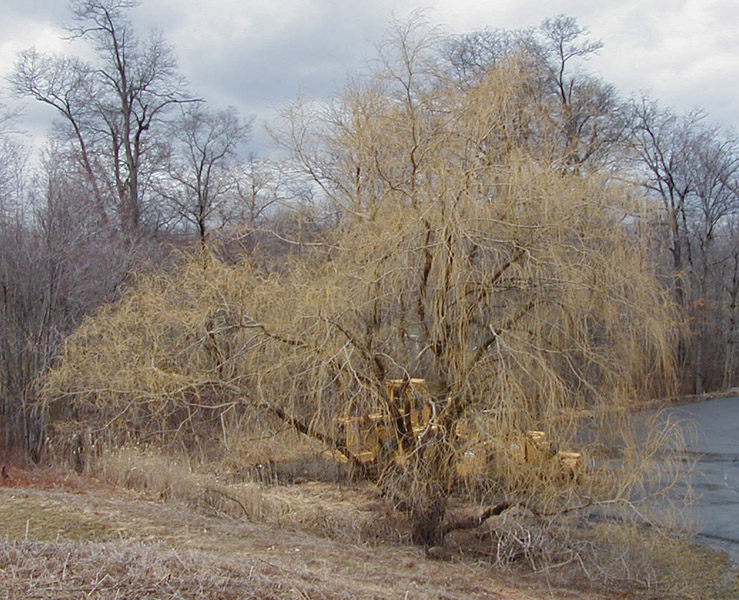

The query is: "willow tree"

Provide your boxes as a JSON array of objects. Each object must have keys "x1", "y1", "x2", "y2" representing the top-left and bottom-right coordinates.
[{"x1": 44, "y1": 18, "x2": 679, "y2": 546}]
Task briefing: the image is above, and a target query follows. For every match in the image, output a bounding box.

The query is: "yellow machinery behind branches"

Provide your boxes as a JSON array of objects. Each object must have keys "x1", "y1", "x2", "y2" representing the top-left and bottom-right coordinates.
[{"x1": 334, "y1": 379, "x2": 581, "y2": 477}]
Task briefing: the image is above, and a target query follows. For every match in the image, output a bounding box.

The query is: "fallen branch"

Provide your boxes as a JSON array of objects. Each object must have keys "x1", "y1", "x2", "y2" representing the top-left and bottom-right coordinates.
[
  {"x1": 443, "y1": 502, "x2": 511, "y2": 535},
  {"x1": 265, "y1": 404, "x2": 369, "y2": 475},
  {"x1": 205, "y1": 486, "x2": 250, "y2": 519}
]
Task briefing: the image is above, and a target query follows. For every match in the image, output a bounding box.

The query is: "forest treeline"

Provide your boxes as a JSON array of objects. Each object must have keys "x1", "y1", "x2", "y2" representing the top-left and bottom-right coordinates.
[{"x1": 0, "y1": 1, "x2": 737, "y2": 460}]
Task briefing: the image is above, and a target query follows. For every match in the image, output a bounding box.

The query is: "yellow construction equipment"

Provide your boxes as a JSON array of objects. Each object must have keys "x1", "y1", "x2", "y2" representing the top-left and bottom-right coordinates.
[{"x1": 334, "y1": 378, "x2": 581, "y2": 477}]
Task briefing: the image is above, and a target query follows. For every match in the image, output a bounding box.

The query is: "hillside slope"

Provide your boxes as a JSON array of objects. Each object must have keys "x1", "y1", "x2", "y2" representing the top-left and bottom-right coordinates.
[{"x1": 0, "y1": 471, "x2": 603, "y2": 600}]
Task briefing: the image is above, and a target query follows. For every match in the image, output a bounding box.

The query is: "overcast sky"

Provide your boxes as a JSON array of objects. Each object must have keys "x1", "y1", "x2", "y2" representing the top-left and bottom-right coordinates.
[{"x1": 1, "y1": 0, "x2": 737, "y2": 153}]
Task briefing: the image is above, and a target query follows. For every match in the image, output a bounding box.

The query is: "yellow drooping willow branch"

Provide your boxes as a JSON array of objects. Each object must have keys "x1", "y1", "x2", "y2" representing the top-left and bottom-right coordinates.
[{"x1": 44, "y1": 26, "x2": 681, "y2": 520}]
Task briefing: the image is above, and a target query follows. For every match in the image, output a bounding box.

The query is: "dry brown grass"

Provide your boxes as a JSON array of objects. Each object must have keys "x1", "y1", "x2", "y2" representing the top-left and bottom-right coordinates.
[
  {"x1": 447, "y1": 507, "x2": 735, "y2": 599},
  {"x1": 0, "y1": 539, "x2": 353, "y2": 599},
  {"x1": 88, "y1": 445, "x2": 406, "y2": 545},
  {"x1": 2, "y1": 460, "x2": 736, "y2": 600},
  {"x1": 62, "y1": 446, "x2": 732, "y2": 599},
  {"x1": 90, "y1": 446, "x2": 270, "y2": 521},
  {"x1": 0, "y1": 473, "x2": 605, "y2": 600}
]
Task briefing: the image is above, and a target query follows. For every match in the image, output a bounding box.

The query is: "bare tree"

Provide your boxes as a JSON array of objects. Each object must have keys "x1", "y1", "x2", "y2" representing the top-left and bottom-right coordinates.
[
  {"x1": 0, "y1": 137, "x2": 136, "y2": 455},
  {"x1": 232, "y1": 155, "x2": 289, "y2": 227},
  {"x1": 687, "y1": 131, "x2": 739, "y2": 390},
  {"x1": 441, "y1": 15, "x2": 625, "y2": 171},
  {"x1": 629, "y1": 97, "x2": 739, "y2": 391},
  {"x1": 10, "y1": 51, "x2": 107, "y2": 223},
  {"x1": 718, "y1": 219, "x2": 739, "y2": 386},
  {"x1": 11, "y1": 0, "x2": 193, "y2": 235},
  {"x1": 159, "y1": 104, "x2": 252, "y2": 243},
  {"x1": 629, "y1": 99, "x2": 701, "y2": 287}
]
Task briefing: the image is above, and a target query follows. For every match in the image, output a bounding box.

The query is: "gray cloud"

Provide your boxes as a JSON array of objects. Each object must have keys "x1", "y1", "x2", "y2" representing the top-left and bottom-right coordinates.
[{"x1": 2, "y1": 0, "x2": 737, "y2": 155}]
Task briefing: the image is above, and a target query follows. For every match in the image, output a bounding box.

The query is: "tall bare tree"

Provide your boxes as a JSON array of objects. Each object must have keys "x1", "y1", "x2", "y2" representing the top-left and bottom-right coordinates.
[
  {"x1": 629, "y1": 98, "x2": 739, "y2": 391},
  {"x1": 0, "y1": 136, "x2": 135, "y2": 455},
  {"x1": 442, "y1": 15, "x2": 625, "y2": 171},
  {"x1": 11, "y1": 0, "x2": 193, "y2": 235}
]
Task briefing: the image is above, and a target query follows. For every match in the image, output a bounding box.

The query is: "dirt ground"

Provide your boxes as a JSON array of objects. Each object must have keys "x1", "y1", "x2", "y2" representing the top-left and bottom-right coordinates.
[{"x1": 0, "y1": 466, "x2": 619, "y2": 600}]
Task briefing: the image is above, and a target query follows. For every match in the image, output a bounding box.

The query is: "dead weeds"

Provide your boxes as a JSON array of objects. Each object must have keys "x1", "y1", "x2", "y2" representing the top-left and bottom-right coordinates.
[
  {"x1": 0, "y1": 472, "x2": 598, "y2": 600},
  {"x1": 0, "y1": 538, "x2": 351, "y2": 600},
  {"x1": 1, "y1": 464, "x2": 735, "y2": 600}
]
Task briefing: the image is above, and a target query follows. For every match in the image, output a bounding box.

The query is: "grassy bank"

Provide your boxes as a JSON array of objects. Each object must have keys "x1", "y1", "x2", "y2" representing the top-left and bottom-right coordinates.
[{"x1": 1, "y1": 460, "x2": 736, "y2": 599}]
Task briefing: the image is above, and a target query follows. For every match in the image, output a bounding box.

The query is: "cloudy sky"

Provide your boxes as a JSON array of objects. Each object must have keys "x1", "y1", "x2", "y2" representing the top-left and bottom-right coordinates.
[{"x1": 1, "y1": 0, "x2": 737, "y2": 153}]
